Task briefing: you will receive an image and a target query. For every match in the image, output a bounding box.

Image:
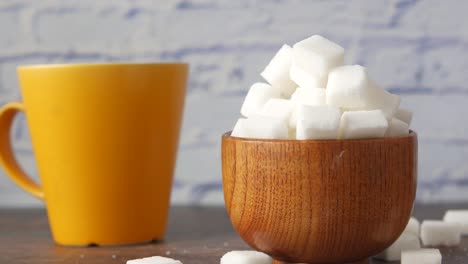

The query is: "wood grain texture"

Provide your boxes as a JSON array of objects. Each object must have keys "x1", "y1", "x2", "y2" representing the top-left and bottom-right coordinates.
[{"x1": 222, "y1": 132, "x2": 418, "y2": 264}]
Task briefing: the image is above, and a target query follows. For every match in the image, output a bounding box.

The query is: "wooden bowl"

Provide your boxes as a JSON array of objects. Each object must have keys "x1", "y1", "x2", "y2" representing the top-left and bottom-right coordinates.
[{"x1": 222, "y1": 131, "x2": 417, "y2": 264}]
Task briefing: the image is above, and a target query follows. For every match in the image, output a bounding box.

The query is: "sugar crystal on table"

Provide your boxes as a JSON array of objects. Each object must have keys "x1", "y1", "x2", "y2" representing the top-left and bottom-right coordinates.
[
  {"x1": 221, "y1": 251, "x2": 272, "y2": 264},
  {"x1": 127, "y1": 256, "x2": 183, "y2": 264}
]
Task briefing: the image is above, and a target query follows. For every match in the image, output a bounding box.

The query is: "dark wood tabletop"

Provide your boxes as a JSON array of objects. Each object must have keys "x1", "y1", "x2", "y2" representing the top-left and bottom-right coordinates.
[{"x1": 1, "y1": 204, "x2": 467, "y2": 264}]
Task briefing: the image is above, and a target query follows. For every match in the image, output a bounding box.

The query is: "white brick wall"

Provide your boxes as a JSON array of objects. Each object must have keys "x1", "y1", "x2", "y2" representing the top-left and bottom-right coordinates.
[{"x1": 0, "y1": 0, "x2": 467, "y2": 206}]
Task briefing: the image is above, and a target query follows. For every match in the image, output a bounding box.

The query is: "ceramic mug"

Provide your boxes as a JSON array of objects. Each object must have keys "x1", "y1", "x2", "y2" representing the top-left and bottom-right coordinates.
[{"x1": 0, "y1": 63, "x2": 188, "y2": 246}]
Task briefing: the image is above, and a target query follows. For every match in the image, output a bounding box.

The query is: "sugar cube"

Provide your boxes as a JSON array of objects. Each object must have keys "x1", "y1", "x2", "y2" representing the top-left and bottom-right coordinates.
[
  {"x1": 261, "y1": 45, "x2": 297, "y2": 98},
  {"x1": 290, "y1": 87, "x2": 326, "y2": 106},
  {"x1": 385, "y1": 118, "x2": 409, "y2": 137},
  {"x1": 296, "y1": 105, "x2": 341, "y2": 140},
  {"x1": 401, "y1": 249, "x2": 441, "y2": 264},
  {"x1": 365, "y1": 80, "x2": 401, "y2": 119},
  {"x1": 443, "y1": 210, "x2": 468, "y2": 234},
  {"x1": 374, "y1": 233, "x2": 421, "y2": 261},
  {"x1": 241, "y1": 83, "x2": 279, "y2": 117},
  {"x1": 403, "y1": 217, "x2": 420, "y2": 236},
  {"x1": 292, "y1": 35, "x2": 344, "y2": 78},
  {"x1": 395, "y1": 108, "x2": 413, "y2": 126},
  {"x1": 326, "y1": 65, "x2": 372, "y2": 109},
  {"x1": 127, "y1": 256, "x2": 182, "y2": 264},
  {"x1": 258, "y1": 98, "x2": 294, "y2": 124},
  {"x1": 339, "y1": 110, "x2": 388, "y2": 139},
  {"x1": 420, "y1": 220, "x2": 461, "y2": 246},
  {"x1": 220, "y1": 251, "x2": 272, "y2": 264},
  {"x1": 289, "y1": 65, "x2": 326, "y2": 89},
  {"x1": 288, "y1": 128, "x2": 296, "y2": 139},
  {"x1": 289, "y1": 88, "x2": 326, "y2": 128},
  {"x1": 233, "y1": 116, "x2": 288, "y2": 139},
  {"x1": 231, "y1": 118, "x2": 248, "y2": 137}
]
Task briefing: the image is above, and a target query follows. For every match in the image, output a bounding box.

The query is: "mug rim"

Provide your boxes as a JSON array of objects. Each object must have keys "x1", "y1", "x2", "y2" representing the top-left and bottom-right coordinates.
[
  {"x1": 222, "y1": 130, "x2": 417, "y2": 143},
  {"x1": 17, "y1": 62, "x2": 188, "y2": 70}
]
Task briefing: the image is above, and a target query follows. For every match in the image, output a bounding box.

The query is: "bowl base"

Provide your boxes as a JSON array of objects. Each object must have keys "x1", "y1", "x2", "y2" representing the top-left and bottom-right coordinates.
[{"x1": 273, "y1": 258, "x2": 369, "y2": 264}]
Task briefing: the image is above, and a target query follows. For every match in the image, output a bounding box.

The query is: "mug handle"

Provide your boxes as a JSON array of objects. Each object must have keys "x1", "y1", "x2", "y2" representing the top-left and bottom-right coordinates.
[{"x1": 0, "y1": 102, "x2": 44, "y2": 200}]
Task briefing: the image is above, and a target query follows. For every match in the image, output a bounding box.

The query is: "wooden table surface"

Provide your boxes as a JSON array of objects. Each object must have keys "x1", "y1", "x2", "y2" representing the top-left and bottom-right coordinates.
[{"x1": 1, "y1": 204, "x2": 468, "y2": 264}]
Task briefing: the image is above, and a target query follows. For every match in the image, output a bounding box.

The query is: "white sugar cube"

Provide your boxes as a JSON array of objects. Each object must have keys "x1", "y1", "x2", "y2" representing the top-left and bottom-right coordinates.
[
  {"x1": 365, "y1": 80, "x2": 401, "y2": 119},
  {"x1": 290, "y1": 88, "x2": 302, "y2": 104},
  {"x1": 296, "y1": 105, "x2": 341, "y2": 140},
  {"x1": 443, "y1": 210, "x2": 468, "y2": 234},
  {"x1": 401, "y1": 249, "x2": 441, "y2": 264},
  {"x1": 289, "y1": 88, "x2": 326, "y2": 128},
  {"x1": 231, "y1": 118, "x2": 248, "y2": 137},
  {"x1": 374, "y1": 233, "x2": 420, "y2": 261},
  {"x1": 385, "y1": 118, "x2": 409, "y2": 137},
  {"x1": 403, "y1": 217, "x2": 420, "y2": 236},
  {"x1": 241, "y1": 83, "x2": 279, "y2": 117},
  {"x1": 326, "y1": 65, "x2": 372, "y2": 109},
  {"x1": 420, "y1": 220, "x2": 461, "y2": 246},
  {"x1": 258, "y1": 98, "x2": 294, "y2": 124},
  {"x1": 339, "y1": 110, "x2": 388, "y2": 139},
  {"x1": 292, "y1": 35, "x2": 344, "y2": 78},
  {"x1": 290, "y1": 87, "x2": 326, "y2": 105},
  {"x1": 289, "y1": 65, "x2": 326, "y2": 89},
  {"x1": 261, "y1": 45, "x2": 297, "y2": 98},
  {"x1": 221, "y1": 251, "x2": 272, "y2": 264},
  {"x1": 127, "y1": 256, "x2": 182, "y2": 264},
  {"x1": 395, "y1": 108, "x2": 413, "y2": 126},
  {"x1": 234, "y1": 116, "x2": 288, "y2": 139},
  {"x1": 288, "y1": 128, "x2": 296, "y2": 139}
]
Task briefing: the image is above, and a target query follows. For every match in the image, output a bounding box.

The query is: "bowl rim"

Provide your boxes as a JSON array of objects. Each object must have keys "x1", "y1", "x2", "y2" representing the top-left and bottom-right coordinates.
[{"x1": 222, "y1": 130, "x2": 417, "y2": 143}]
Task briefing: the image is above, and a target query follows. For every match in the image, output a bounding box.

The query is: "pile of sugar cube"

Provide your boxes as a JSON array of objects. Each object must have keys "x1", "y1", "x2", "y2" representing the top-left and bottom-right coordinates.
[
  {"x1": 374, "y1": 209, "x2": 468, "y2": 264},
  {"x1": 126, "y1": 210, "x2": 468, "y2": 264},
  {"x1": 232, "y1": 35, "x2": 412, "y2": 140}
]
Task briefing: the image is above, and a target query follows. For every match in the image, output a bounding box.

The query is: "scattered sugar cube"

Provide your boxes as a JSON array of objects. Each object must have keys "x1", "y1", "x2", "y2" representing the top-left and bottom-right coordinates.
[
  {"x1": 296, "y1": 105, "x2": 341, "y2": 140},
  {"x1": 420, "y1": 220, "x2": 461, "y2": 246},
  {"x1": 403, "y1": 217, "x2": 420, "y2": 236},
  {"x1": 231, "y1": 118, "x2": 248, "y2": 137},
  {"x1": 261, "y1": 45, "x2": 297, "y2": 98},
  {"x1": 443, "y1": 210, "x2": 468, "y2": 235},
  {"x1": 385, "y1": 118, "x2": 409, "y2": 137},
  {"x1": 339, "y1": 110, "x2": 388, "y2": 139},
  {"x1": 258, "y1": 98, "x2": 294, "y2": 124},
  {"x1": 292, "y1": 35, "x2": 344, "y2": 78},
  {"x1": 401, "y1": 249, "x2": 441, "y2": 264},
  {"x1": 221, "y1": 251, "x2": 272, "y2": 264},
  {"x1": 395, "y1": 108, "x2": 413, "y2": 126},
  {"x1": 233, "y1": 116, "x2": 288, "y2": 139},
  {"x1": 289, "y1": 88, "x2": 326, "y2": 128},
  {"x1": 365, "y1": 80, "x2": 401, "y2": 119},
  {"x1": 374, "y1": 233, "x2": 421, "y2": 261},
  {"x1": 289, "y1": 65, "x2": 326, "y2": 89},
  {"x1": 240, "y1": 83, "x2": 279, "y2": 117},
  {"x1": 127, "y1": 256, "x2": 182, "y2": 264},
  {"x1": 326, "y1": 65, "x2": 372, "y2": 109}
]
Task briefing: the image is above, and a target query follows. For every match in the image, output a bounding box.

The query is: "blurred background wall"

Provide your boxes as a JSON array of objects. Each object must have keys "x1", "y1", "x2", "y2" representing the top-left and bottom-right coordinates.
[{"x1": 0, "y1": 0, "x2": 467, "y2": 207}]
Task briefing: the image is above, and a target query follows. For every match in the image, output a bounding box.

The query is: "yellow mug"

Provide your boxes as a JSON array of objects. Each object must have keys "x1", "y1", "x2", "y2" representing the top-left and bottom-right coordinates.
[{"x1": 0, "y1": 63, "x2": 188, "y2": 246}]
